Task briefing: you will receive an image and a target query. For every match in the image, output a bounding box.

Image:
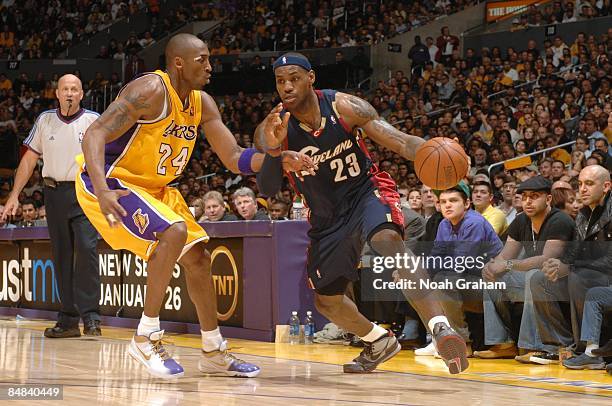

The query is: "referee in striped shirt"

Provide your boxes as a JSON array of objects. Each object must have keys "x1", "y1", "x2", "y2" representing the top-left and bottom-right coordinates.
[{"x1": 1, "y1": 74, "x2": 102, "y2": 337}]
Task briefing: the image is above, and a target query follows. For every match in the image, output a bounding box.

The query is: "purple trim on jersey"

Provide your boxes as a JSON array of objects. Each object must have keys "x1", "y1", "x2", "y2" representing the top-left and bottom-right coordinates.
[
  {"x1": 104, "y1": 124, "x2": 138, "y2": 166},
  {"x1": 55, "y1": 108, "x2": 85, "y2": 124},
  {"x1": 80, "y1": 172, "x2": 174, "y2": 241}
]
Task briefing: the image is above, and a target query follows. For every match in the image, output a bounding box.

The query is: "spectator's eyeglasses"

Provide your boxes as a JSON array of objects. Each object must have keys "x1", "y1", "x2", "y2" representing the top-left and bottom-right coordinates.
[{"x1": 503, "y1": 184, "x2": 517, "y2": 190}]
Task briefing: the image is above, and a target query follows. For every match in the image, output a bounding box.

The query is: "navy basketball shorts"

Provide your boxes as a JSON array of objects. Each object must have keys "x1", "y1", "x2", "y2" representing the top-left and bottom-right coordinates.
[{"x1": 307, "y1": 184, "x2": 404, "y2": 295}]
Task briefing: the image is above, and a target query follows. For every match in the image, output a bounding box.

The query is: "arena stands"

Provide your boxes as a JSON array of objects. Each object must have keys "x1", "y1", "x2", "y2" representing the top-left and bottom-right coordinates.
[
  {"x1": 2, "y1": 24, "x2": 611, "y2": 222},
  {"x1": 0, "y1": 0, "x2": 146, "y2": 60}
]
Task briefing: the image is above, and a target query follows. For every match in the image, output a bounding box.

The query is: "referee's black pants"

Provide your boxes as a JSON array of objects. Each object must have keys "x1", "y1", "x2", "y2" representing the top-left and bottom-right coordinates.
[{"x1": 44, "y1": 183, "x2": 100, "y2": 327}]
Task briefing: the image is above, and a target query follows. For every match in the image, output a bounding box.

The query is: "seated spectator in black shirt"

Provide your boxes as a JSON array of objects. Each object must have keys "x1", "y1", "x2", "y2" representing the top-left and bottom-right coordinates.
[
  {"x1": 531, "y1": 165, "x2": 612, "y2": 364},
  {"x1": 226, "y1": 187, "x2": 269, "y2": 221},
  {"x1": 476, "y1": 176, "x2": 575, "y2": 361}
]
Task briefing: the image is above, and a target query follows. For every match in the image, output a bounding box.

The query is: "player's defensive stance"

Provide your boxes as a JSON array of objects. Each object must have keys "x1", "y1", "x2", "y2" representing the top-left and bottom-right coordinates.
[{"x1": 76, "y1": 36, "x2": 314, "y2": 379}]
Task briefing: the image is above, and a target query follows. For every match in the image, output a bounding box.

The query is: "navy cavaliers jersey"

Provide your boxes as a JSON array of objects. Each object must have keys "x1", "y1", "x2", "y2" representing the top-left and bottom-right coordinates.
[{"x1": 285, "y1": 89, "x2": 388, "y2": 229}]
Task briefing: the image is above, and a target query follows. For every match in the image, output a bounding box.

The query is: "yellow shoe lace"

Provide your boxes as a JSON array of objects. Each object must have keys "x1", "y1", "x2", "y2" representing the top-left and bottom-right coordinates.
[{"x1": 150, "y1": 337, "x2": 174, "y2": 361}]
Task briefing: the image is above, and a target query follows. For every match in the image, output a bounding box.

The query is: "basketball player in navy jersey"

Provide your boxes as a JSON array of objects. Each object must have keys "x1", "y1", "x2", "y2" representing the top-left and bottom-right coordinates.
[{"x1": 256, "y1": 53, "x2": 469, "y2": 374}]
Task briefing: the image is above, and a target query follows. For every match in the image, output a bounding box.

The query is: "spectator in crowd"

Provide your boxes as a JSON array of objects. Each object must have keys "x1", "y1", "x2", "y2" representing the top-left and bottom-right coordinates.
[
  {"x1": 16, "y1": 198, "x2": 45, "y2": 227},
  {"x1": 190, "y1": 197, "x2": 206, "y2": 222},
  {"x1": 471, "y1": 181, "x2": 508, "y2": 236},
  {"x1": 436, "y1": 26, "x2": 459, "y2": 66},
  {"x1": 226, "y1": 187, "x2": 269, "y2": 220},
  {"x1": 552, "y1": 187, "x2": 582, "y2": 219},
  {"x1": 415, "y1": 182, "x2": 502, "y2": 357},
  {"x1": 477, "y1": 176, "x2": 575, "y2": 361},
  {"x1": 268, "y1": 198, "x2": 289, "y2": 220},
  {"x1": 201, "y1": 191, "x2": 232, "y2": 222},
  {"x1": 421, "y1": 185, "x2": 438, "y2": 220},
  {"x1": 408, "y1": 35, "x2": 430, "y2": 76},
  {"x1": 407, "y1": 188, "x2": 423, "y2": 216},
  {"x1": 498, "y1": 176, "x2": 519, "y2": 224},
  {"x1": 531, "y1": 165, "x2": 612, "y2": 364},
  {"x1": 562, "y1": 285, "x2": 612, "y2": 370}
]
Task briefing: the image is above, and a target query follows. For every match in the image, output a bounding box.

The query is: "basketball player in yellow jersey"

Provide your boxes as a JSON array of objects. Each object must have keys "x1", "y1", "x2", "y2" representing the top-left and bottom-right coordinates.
[{"x1": 76, "y1": 33, "x2": 315, "y2": 379}]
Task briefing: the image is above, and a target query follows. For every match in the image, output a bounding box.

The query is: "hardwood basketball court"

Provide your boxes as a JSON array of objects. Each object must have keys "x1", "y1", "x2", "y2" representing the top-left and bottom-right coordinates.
[{"x1": 0, "y1": 317, "x2": 610, "y2": 405}]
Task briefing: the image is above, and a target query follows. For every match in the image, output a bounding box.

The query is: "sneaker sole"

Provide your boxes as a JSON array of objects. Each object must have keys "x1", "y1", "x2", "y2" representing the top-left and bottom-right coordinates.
[
  {"x1": 474, "y1": 352, "x2": 517, "y2": 359},
  {"x1": 563, "y1": 362, "x2": 606, "y2": 370},
  {"x1": 343, "y1": 340, "x2": 402, "y2": 374},
  {"x1": 414, "y1": 349, "x2": 437, "y2": 356},
  {"x1": 128, "y1": 345, "x2": 184, "y2": 380},
  {"x1": 198, "y1": 363, "x2": 261, "y2": 378},
  {"x1": 529, "y1": 357, "x2": 558, "y2": 365},
  {"x1": 515, "y1": 356, "x2": 539, "y2": 364},
  {"x1": 436, "y1": 334, "x2": 469, "y2": 374}
]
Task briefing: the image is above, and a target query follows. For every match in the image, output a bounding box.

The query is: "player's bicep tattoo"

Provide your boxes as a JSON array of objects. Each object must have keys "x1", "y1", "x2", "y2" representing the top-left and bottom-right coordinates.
[
  {"x1": 370, "y1": 119, "x2": 421, "y2": 160},
  {"x1": 96, "y1": 88, "x2": 152, "y2": 134},
  {"x1": 345, "y1": 95, "x2": 378, "y2": 121},
  {"x1": 124, "y1": 92, "x2": 151, "y2": 110},
  {"x1": 96, "y1": 100, "x2": 131, "y2": 133}
]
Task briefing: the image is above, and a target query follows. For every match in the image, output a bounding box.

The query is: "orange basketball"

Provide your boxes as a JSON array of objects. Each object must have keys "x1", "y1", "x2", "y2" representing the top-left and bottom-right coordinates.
[{"x1": 414, "y1": 138, "x2": 469, "y2": 190}]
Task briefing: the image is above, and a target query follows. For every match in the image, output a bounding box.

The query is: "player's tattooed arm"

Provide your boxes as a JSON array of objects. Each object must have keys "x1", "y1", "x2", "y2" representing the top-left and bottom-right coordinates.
[
  {"x1": 87, "y1": 75, "x2": 164, "y2": 141},
  {"x1": 335, "y1": 92, "x2": 424, "y2": 161},
  {"x1": 82, "y1": 75, "x2": 165, "y2": 195},
  {"x1": 254, "y1": 120, "x2": 267, "y2": 152}
]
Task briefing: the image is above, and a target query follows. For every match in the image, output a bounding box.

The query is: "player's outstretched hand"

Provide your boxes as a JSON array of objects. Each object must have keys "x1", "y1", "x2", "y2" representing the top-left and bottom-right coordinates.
[
  {"x1": 282, "y1": 151, "x2": 318, "y2": 181},
  {"x1": 264, "y1": 104, "x2": 290, "y2": 153},
  {"x1": 98, "y1": 189, "x2": 130, "y2": 227}
]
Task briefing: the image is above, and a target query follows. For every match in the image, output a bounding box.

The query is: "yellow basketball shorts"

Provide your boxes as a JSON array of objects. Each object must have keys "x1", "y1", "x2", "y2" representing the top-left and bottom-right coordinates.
[{"x1": 76, "y1": 169, "x2": 208, "y2": 261}]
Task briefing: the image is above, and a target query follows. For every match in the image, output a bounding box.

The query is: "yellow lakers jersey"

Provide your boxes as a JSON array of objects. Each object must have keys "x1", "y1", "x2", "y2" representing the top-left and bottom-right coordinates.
[{"x1": 104, "y1": 70, "x2": 203, "y2": 189}]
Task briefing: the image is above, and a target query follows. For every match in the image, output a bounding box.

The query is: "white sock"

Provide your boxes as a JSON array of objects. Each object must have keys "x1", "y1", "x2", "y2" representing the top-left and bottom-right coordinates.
[
  {"x1": 202, "y1": 328, "x2": 224, "y2": 352},
  {"x1": 427, "y1": 315, "x2": 450, "y2": 333},
  {"x1": 137, "y1": 313, "x2": 160, "y2": 337},
  {"x1": 585, "y1": 343, "x2": 599, "y2": 357},
  {"x1": 360, "y1": 323, "x2": 387, "y2": 343}
]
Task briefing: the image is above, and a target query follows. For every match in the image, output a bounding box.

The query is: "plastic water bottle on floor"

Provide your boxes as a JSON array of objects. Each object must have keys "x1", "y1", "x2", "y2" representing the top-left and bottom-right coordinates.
[
  {"x1": 292, "y1": 197, "x2": 304, "y2": 220},
  {"x1": 289, "y1": 311, "x2": 300, "y2": 344},
  {"x1": 303, "y1": 311, "x2": 315, "y2": 344}
]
